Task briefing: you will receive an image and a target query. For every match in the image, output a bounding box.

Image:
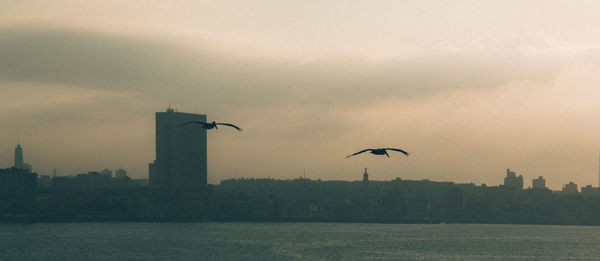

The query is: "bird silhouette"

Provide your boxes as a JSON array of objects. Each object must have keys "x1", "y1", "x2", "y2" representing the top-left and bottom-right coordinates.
[
  {"x1": 346, "y1": 148, "x2": 409, "y2": 158},
  {"x1": 177, "y1": 121, "x2": 242, "y2": 131}
]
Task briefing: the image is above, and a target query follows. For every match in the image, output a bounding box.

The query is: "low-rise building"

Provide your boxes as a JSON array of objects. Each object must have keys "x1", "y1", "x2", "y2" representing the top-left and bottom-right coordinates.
[
  {"x1": 581, "y1": 185, "x2": 599, "y2": 196},
  {"x1": 562, "y1": 181, "x2": 578, "y2": 195},
  {"x1": 532, "y1": 176, "x2": 547, "y2": 190},
  {"x1": 115, "y1": 169, "x2": 128, "y2": 179}
]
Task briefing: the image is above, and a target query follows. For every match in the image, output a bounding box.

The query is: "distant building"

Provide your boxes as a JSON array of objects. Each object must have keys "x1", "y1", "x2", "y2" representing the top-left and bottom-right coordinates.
[
  {"x1": 581, "y1": 185, "x2": 599, "y2": 195},
  {"x1": 13, "y1": 144, "x2": 32, "y2": 172},
  {"x1": 0, "y1": 167, "x2": 37, "y2": 212},
  {"x1": 77, "y1": 171, "x2": 112, "y2": 190},
  {"x1": 100, "y1": 169, "x2": 112, "y2": 177},
  {"x1": 149, "y1": 107, "x2": 207, "y2": 194},
  {"x1": 362, "y1": 168, "x2": 369, "y2": 183},
  {"x1": 14, "y1": 144, "x2": 23, "y2": 169},
  {"x1": 51, "y1": 170, "x2": 132, "y2": 192},
  {"x1": 562, "y1": 181, "x2": 578, "y2": 195},
  {"x1": 532, "y1": 176, "x2": 546, "y2": 190},
  {"x1": 503, "y1": 169, "x2": 523, "y2": 189},
  {"x1": 22, "y1": 163, "x2": 32, "y2": 172},
  {"x1": 115, "y1": 169, "x2": 128, "y2": 179}
]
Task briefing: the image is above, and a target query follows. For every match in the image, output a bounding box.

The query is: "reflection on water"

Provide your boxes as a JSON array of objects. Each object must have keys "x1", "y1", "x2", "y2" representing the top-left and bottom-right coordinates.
[{"x1": 2, "y1": 223, "x2": 600, "y2": 260}]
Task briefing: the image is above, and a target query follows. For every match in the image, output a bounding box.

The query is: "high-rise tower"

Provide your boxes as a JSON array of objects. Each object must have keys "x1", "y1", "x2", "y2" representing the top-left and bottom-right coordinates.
[
  {"x1": 14, "y1": 144, "x2": 24, "y2": 169},
  {"x1": 149, "y1": 107, "x2": 207, "y2": 194}
]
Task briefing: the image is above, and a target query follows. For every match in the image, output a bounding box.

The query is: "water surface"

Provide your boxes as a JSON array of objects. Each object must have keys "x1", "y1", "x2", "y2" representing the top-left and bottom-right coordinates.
[{"x1": 1, "y1": 223, "x2": 599, "y2": 260}]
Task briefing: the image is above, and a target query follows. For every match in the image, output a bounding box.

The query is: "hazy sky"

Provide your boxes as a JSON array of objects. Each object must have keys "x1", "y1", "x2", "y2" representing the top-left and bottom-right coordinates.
[{"x1": 2, "y1": 1, "x2": 600, "y2": 189}]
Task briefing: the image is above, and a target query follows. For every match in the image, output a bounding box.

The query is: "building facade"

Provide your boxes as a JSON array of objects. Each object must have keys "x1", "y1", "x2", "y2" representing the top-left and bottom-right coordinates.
[
  {"x1": 532, "y1": 176, "x2": 546, "y2": 190},
  {"x1": 581, "y1": 185, "x2": 599, "y2": 195},
  {"x1": 562, "y1": 181, "x2": 578, "y2": 194},
  {"x1": 14, "y1": 144, "x2": 23, "y2": 169},
  {"x1": 100, "y1": 169, "x2": 112, "y2": 177},
  {"x1": 13, "y1": 144, "x2": 32, "y2": 172},
  {"x1": 149, "y1": 108, "x2": 207, "y2": 194},
  {"x1": 503, "y1": 168, "x2": 523, "y2": 189},
  {"x1": 115, "y1": 169, "x2": 128, "y2": 179}
]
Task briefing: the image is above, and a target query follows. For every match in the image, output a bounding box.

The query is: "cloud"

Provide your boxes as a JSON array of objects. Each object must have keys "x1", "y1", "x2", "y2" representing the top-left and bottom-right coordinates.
[{"x1": 0, "y1": 26, "x2": 565, "y2": 108}]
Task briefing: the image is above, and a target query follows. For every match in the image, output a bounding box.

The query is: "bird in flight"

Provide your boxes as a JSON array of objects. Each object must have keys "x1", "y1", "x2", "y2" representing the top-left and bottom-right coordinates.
[
  {"x1": 346, "y1": 148, "x2": 409, "y2": 158},
  {"x1": 177, "y1": 121, "x2": 242, "y2": 131}
]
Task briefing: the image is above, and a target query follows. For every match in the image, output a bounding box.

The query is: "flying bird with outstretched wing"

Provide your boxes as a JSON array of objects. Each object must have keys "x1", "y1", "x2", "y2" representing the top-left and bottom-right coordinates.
[
  {"x1": 177, "y1": 121, "x2": 242, "y2": 131},
  {"x1": 216, "y1": 123, "x2": 242, "y2": 131},
  {"x1": 346, "y1": 148, "x2": 409, "y2": 158},
  {"x1": 177, "y1": 121, "x2": 207, "y2": 127}
]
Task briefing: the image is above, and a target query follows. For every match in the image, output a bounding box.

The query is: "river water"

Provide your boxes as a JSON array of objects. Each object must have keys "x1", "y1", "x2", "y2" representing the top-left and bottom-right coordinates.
[{"x1": 2, "y1": 222, "x2": 600, "y2": 260}]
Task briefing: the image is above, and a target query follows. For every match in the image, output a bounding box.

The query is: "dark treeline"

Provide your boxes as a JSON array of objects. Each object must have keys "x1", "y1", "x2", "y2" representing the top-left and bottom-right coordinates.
[{"x1": 4, "y1": 177, "x2": 600, "y2": 225}]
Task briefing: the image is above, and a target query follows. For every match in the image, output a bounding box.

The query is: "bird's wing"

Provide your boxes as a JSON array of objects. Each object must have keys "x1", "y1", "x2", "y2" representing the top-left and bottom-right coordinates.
[
  {"x1": 177, "y1": 121, "x2": 206, "y2": 127},
  {"x1": 346, "y1": 149, "x2": 371, "y2": 158},
  {"x1": 216, "y1": 123, "x2": 242, "y2": 131},
  {"x1": 385, "y1": 148, "x2": 409, "y2": 156}
]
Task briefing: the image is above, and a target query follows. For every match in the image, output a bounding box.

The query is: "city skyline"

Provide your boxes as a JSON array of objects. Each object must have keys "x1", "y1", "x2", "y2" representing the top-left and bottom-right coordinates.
[
  {"x1": 6, "y1": 136, "x2": 588, "y2": 193},
  {"x1": 3, "y1": 133, "x2": 600, "y2": 191},
  {"x1": 3, "y1": 1, "x2": 600, "y2": 188}
]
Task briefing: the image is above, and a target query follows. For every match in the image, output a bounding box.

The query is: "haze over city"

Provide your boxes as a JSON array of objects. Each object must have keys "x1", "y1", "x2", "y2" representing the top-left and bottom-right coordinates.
[{"x1": 3, "y1": 1, "x2": 600, "y2": 189}]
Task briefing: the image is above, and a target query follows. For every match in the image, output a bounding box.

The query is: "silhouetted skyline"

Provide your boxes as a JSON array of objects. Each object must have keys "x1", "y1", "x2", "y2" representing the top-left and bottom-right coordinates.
[
  {"x1": 3, "y1": 137, "x2": 599, "y2": 192},
  {"x1": 3, "y1": 1, "x2": 600, "y2": 189},
  {"x1": 5, "y1": 137, "x2": 600, "y2": 225}
]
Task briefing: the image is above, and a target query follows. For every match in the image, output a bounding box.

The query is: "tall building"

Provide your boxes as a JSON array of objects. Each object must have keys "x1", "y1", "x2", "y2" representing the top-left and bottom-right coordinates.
[
  {"x1": 14, "y1": 144, "x2": 23, "y2": 169},
  {"x1": 362, "y1": 168, "x2": 369, "y2": 183},
  {"x1": 532, "y1": 176, "x2": 546, "y2": 189},
  {"x1": 13, "y1": 144, "x2": 31, "y2": 172},
  {"x1": 149, "y1": 107, "x2": 207, "y2": 194},
  {"x1": 503, "y1": 168, "x2": 523, "y2": 189}
]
